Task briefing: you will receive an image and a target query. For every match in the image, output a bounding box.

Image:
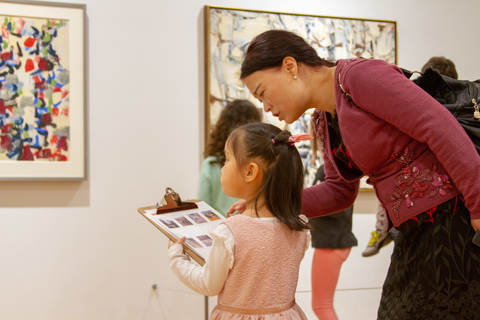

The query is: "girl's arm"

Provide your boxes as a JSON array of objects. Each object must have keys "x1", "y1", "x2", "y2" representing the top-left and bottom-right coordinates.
[{"x1": 167, "y1": 224, "x2": 234, "y2": 296}]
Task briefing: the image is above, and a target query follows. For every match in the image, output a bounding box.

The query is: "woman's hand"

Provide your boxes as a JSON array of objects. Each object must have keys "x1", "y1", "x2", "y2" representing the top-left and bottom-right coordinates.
[
  {"x1": 226, "y1": 199, "x2": 247, "y2": 217},
  {"x1": 471, "y1": 218, "x2": 480, "y2": 232},
  {"x1": 168, "y1": 236, "x2": 186, "y2": 249}
]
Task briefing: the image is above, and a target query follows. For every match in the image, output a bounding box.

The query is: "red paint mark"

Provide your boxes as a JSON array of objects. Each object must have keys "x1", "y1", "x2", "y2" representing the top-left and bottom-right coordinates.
[
  {"x1": 61, "y1": 89, "x2": 69, "y2": 99},
  {"x1": 38, "y1": 58, "x2": 50, "y2": 71},
  {"x1": 1, "y1": 135, "x2": 11, "y2": 151},
  {"x1": 33, "y1": 76, "x2": 46, "y2": 90},
  {"x1": 25, "y1": 59, "x2": 35, "y2": 72},
  {"x1": 35, "y1": 148, "x2": 52, "y2": 159},
  {"x1": 24, "y1": 37, "x2": 36, "y2": 48},
  {"x1": 1, "y1": 25, "x2": 9, "y2": 40},
  {"x1": 52, "y1": 151, "x2": 67, "y2": 161},
  {"x1": 52, "y1": 108, "x2": 59, "y2": 116},
  {"x1": 0, "y1": 100, "x2": 5, "y2": 114},
  {"x1": 14, "y1": 19, "x2": 25, "y2": 34},
  {"x1": 50, "y1": 134, "x2": 58, "y2": 145},
  {"x1": 20, "y1": 145, "x2": 34, "y2": 161},
  {"x1": 1, "y1": 123, "x2": 12, "y2": 133},
  {"x1": 42, "y1": 113, "x2": 52, "y2": 125},
  {"x1": 57, "y1": 136, "x2": 68, "y2": 151},
  {"x1": 61, "y1": 107, "x2": 69, "y2": 117},
  {"x1": 1, "y1": 52, "x2": 11, "y2": 60}
]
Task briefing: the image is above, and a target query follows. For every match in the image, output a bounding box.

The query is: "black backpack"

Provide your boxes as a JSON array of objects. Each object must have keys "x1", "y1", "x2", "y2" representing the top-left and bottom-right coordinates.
[{"x1": 402, "y1": 67, "x2": 480, "y2": 154}]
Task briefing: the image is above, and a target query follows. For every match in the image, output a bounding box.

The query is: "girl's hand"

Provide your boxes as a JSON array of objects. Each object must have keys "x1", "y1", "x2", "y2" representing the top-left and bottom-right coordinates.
[
  {"x1": 168, "y1": 236, "x2": 186, "y2": 249},
  {"x1": 226, "y1": 199, "x2": 247, "y2": 217}
]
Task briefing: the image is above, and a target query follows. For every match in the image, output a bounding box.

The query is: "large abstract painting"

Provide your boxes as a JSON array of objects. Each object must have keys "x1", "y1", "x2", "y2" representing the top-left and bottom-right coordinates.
[
  {"x1": 205, "y1": 6, "x2": 396, "y2": 189},
  {"x1": 0, "y1": 1, "x2": 85, "y2": 180}
]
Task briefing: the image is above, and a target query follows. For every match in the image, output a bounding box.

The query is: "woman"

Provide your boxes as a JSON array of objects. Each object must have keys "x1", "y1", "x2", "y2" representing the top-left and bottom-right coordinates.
[{"x1": 229, "y1": 30, "x2": 480, "y2": 319}]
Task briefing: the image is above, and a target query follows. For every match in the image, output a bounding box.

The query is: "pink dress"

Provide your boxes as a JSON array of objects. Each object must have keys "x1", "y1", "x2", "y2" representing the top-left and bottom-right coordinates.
[{"x1": 210, "y1": 214, "x2": 309, "y2": 320}]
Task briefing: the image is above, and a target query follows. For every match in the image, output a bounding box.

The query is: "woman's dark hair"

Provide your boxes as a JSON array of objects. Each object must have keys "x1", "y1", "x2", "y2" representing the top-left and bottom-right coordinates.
[
  {"x1": 240, "y1": 30, "x2": 335, "y2": 79},
  {"x1": 227, "y1": 122, "x2": 310, "y2": 231},
  {"x1": 206, "y1": 99, "x2": 262, "y2": 165},
  {"x1": 421, "y1": 56, "x2": 458, "y2": 79}
]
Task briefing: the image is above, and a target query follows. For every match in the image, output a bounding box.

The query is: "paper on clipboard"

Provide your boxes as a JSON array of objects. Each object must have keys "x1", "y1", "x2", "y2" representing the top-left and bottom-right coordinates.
[{"x1": 138, "y1": 200, "x2": 226, "y2": 266}]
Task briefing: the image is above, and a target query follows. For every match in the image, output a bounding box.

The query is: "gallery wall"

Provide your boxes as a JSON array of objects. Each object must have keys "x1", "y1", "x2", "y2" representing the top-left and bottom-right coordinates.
[{"x1": 1, "y1": 0, "x2": 479, "y2": 319}]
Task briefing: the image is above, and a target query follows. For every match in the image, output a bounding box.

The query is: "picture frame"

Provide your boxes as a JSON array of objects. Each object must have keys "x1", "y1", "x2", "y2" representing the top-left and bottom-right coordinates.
[
  {"x1": 0, "y1": 0, "x2": 86, "y2": 180},
  {"x1": 204, "y1": 6, "x2": 396, "y2": 190}
]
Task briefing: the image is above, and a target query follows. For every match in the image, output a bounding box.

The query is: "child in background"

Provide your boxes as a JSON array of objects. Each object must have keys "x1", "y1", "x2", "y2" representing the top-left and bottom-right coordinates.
[
  {"x1": 197, "y1": 99, "x2": 262, "y2": 216},
  {"x1": 361, "y1": 202, "x2": 395, "y2": 257},
  {"x1": 169, "y1": 122, "x2": 311, "y2": 319}
]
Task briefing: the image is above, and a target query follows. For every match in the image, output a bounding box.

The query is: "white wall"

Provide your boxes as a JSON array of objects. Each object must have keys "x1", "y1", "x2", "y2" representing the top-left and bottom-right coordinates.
[{"x1": 1, "y1": 0, "x2": 480, "y2": 319}]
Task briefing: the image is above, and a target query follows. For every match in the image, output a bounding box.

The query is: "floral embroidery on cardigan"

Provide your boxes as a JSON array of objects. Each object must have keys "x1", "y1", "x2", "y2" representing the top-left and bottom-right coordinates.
[{"x1": 387, "y1": 148, "x2": 452, "y2": 217}]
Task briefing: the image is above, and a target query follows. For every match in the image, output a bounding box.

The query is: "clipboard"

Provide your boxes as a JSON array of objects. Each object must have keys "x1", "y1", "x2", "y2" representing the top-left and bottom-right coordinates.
[{"x1": 137, "y1": 187, "x2": 226, "y2": 266}]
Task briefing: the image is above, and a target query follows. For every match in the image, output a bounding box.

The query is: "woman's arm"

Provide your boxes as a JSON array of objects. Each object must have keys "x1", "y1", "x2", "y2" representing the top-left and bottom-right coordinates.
[
  {"x1": 344, "y1": 59, "x2": 480, "y2": 219},
  {"x1": 168, "y1": 224, "x2": 234, "y2": 296},
  {"x1": 302, "y1": 152, "x2": 359, "y2": 218}
]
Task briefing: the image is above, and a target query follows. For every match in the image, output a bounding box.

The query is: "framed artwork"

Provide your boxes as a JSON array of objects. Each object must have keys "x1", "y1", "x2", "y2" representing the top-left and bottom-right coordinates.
[
  {"x1": 205, "y1": 6, "x2": 396, "y2": 190},
  {"x1": 0, "y1": 0, "x2": 86, "y2": 180}
]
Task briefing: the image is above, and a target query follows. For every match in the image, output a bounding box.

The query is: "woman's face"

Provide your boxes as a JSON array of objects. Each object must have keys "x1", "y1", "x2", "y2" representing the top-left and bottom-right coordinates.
[{"x1": 243, "y1": 67, "x2": 307, "y2": 124}]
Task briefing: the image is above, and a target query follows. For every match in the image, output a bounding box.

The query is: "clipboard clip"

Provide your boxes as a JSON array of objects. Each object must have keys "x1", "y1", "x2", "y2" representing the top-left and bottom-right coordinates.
[{"x1": 156, "y1": 187, "x2": 198, "y2": 214}]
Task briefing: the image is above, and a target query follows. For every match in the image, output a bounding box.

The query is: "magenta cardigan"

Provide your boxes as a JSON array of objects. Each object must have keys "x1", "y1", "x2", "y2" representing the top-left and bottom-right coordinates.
[{"x1": 302, "y1": 58, "x2": 480, "y2": 227}]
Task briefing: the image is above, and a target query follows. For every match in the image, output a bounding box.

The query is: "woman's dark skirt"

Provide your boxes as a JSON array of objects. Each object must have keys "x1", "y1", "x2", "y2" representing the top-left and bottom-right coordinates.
[{"x1": 378, "y1": 196, "x2": 480, "y2": 320}]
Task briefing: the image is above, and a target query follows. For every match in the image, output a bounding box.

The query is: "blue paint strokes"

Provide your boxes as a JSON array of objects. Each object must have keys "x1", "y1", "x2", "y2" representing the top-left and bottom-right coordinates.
[
  {"x1": 32, "y1": 135, "x2": 40, "y2": 147},
  {"x1": 35, "y1": 128, "x2": 48, "y2": 136},
  {"x1": 31, "y1": 26, "x2": 40, "y2": 37}
]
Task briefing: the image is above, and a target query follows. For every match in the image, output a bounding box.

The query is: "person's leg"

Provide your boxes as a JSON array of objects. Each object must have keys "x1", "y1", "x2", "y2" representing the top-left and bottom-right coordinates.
[
  {"x1": 362, "y1": 202, "x2": 392, "y2": 257},
  {"x1": 311, "y1": 248, "x2": 351, "y2": 320}
]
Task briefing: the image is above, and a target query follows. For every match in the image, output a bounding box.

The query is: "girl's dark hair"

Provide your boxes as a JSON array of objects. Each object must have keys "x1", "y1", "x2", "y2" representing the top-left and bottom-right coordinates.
[
  {"x1": 240, "y1": 30, "x2": 335, "y2": 79},
  {"x1": 227, "y1": 122, "x2": 309, "y2": 231},
  {"x1": 206, "y1": 99, "x2": 262, "y2": 165}
]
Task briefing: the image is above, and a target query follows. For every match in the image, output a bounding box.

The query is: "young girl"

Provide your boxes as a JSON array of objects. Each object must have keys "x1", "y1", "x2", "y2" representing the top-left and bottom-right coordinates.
[{"x1": 168, "y1": 122, "x2": 311, "y2": 319}]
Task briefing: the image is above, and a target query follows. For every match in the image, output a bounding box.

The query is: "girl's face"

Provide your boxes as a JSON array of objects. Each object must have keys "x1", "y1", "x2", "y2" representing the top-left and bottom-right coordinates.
[
  {"x1": 220, "y1": 142, "x2": 247, "y2": 199},
  {"x1": 243, "y1": 67, "x2": 307, "y2": 124}
]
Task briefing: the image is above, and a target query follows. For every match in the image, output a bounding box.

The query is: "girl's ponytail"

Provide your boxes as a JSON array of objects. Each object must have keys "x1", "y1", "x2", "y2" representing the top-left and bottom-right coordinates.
[
  {"x1": 228, "y1": 123, "x2": 310, "y2": 231},
  {"x1": 266, "y1": 131, "x2": 309, "y2": 230}
]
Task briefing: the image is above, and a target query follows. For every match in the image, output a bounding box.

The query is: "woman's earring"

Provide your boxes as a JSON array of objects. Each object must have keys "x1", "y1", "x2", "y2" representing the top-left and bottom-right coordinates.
[{"x1": 293, "y1": 75, "x2": 298, "y2": 80}]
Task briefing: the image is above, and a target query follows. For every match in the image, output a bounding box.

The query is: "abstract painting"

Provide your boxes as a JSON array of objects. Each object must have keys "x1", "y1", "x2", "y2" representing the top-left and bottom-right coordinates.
[
  {"x1": 0, "y1": 1, "x2": 85, "y2": 180},
  {"x1": 1, "y1": 16, "x2": 70, "y2": 161}
]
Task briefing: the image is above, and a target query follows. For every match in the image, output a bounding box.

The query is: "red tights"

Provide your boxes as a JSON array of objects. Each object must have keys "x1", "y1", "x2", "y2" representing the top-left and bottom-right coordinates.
[{"x1": 311, "y1": 248, "x2": 351, "y2": 320}]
